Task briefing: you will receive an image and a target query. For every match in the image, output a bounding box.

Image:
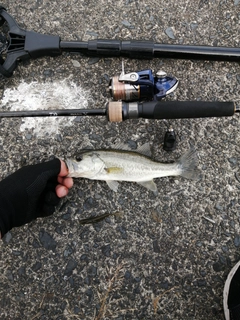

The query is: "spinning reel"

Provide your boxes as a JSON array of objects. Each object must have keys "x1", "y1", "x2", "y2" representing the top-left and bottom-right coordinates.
[{"x1": 109, "y1": 62, "x2": 178, "y2": 102}]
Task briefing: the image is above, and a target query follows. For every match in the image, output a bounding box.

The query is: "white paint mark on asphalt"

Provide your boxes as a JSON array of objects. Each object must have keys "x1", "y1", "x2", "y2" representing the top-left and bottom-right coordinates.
[{"x1": 0, "y1": 79, "x2": 91, "y2": 137}]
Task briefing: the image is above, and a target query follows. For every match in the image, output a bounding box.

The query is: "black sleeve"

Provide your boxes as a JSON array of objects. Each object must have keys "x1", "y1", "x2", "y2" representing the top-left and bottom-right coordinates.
[{"x1": 0, "y1": 158, "x2": 61, "y2": 237}]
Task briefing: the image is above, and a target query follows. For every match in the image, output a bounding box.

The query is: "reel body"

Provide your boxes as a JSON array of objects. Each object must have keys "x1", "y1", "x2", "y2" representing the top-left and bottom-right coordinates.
[{"x1": 109, "y1": 68, "x2": 178, "y2": 102}]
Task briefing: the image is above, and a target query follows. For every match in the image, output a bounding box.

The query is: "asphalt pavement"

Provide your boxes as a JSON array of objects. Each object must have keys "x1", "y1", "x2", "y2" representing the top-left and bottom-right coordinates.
[{"x1": 0, "y1": 1, "x2": 239, "y2": 319}]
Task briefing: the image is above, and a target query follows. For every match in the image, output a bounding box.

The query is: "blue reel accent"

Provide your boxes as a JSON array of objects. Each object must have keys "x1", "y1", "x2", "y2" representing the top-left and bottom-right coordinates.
[
  {"x1": 134, "y1": 69, "x2": 178, "y2": 101},
  {"x1": 154, "y1": 74, "x2": 178, "y2": 101}
]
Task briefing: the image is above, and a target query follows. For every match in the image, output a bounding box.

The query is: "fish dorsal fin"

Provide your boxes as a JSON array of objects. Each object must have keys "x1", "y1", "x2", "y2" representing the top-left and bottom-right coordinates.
[
  {"x1": 111, "y1": 142, "x2": 152, "y2": 157},
  {"x1": 110, "y1": 142, "x2": 132, "y2": 151},
  {"x1": 137, "y1": 143, "x2": 152, "y2": 157}
]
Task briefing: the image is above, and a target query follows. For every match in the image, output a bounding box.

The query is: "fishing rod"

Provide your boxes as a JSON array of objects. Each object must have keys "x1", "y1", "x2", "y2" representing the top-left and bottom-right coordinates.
[
  {"x1": 0, "y1": 62, "x2": 238, "y2": 122},
  {"x1": 0, "y1": 6, "x2": 239, "y2": 77},
  {"x1": 0, "y1": 64, "x2": 238, "y2": 150},
  {"x1": 0, "y1": 100, "x2": 238, "y2": 122},
  {"x1": 0, "y1": 64, "x2": 238, "y2": 121}
]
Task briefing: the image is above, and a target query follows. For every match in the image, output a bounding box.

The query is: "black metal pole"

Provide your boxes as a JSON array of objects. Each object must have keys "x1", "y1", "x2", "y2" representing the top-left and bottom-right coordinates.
[{"x1": 60, "y1": 39, "x2": 240, "y2": 62}]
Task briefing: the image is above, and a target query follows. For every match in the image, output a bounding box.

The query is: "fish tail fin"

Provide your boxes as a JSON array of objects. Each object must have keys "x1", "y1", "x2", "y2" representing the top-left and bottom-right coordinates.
[{"x1": 177, "y1": 148, "x2": 201, "y2": 180}]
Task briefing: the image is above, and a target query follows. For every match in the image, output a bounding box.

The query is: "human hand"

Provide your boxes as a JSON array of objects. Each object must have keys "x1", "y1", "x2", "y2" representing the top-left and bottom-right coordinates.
[
  {"x1": 56, "y1": 160, "x2": 73, "y2": 197},
  {"x1": 0, "y1": 158, "x2": 73, "y2": 237}
]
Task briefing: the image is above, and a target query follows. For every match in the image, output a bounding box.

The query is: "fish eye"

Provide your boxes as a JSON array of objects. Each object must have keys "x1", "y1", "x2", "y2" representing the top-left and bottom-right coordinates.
[{"x1": 75, "y1": 155, "x2": 83, "y2": 162}]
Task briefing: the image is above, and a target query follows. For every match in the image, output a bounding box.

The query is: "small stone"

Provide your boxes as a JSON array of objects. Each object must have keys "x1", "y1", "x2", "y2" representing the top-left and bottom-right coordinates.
[
  {"x1": 234, "y1": 235, "x2": 240, "y2": 247},
  {"x1": 117, "y1": 226, "x2": 127, "y2": 239},
  {"x1": 215, "y1": 203, "x2": 224, "y2": 211},
  {"x1": 228, "y1": 157, "x2": 237, "y2": 166},
  {"x1": 62, "y1": 212, "x2": 71, "y2": 220},
  {"x1": 83, "y1": 197, "x2": 98, "y2": 210},
  {"x1": 196, "y1": 241, "x2": 203, "y2": 247},
  {"x1": 172, "y1": 260, "x2": 178, "y2": 271},
  {"x1": 122, "y1": 20, "x2": 132, "y2": 27},
  {"x1": 103, "y1": 74, "x2": 110, "y2": 82},
  {"x1": 74, "y1": 306, "x2": 80, "y2": 314},
  {"x1": 32, "y1": 239, "x2": 41, "y2": 248},
  {"x1": 165, "y1": 27, "x2": 175, "y2": 39},
  {"x1": 73, "y1": 116, "x2": 82, "y2": 123},
  {"x1": 64, "y1": 259, "x2": 78, "y2": 276},
  {"x1": 80, "y1": 254, "x2": 89, "y2": 262},
  {"x1": 3, "y1": 232, "x2": 12, "y2": 243},
  {"x1": 235, "y1": 173, "x2": 240, "y2": 183},
  {"x1": 190, "y1": 22, "x2": 198, "y2": 31},
  {"x1": 101, "y1": 244, "x2": 111, "y2": 257},
  {"x1": 124, "y1": 270, "x2": 132, "y2": 280},
  {"x1": 31, "y1": 262, "x2": 42, "y2": 272},
  {"x1": 197, "y1": 279, "x2": 207, "y2": 287},
  {"x1": 43, "y1": 69, "x2": 54, "y2": 77},
  {"x1": 18, "y1": 266, "x2": 26, "y2": 276},
  {"x1": 56, "y1": 134, "x2": 63, "y2": 142},
  {"x1": 88, "y1": 265, "x2": 97, "y2": 277},
  {"x1": 86, "y1": 31, "x2": 99, "y2": 38},
  {"x1": 39, "y1": 230, "x2": 57, "y2": 251},
  {"x1": 160, "y1": 281, "x2": 169, "y2": 289},
  {"x1": 63, "y1": 245, "x2": 74, "y2": 257},
  {"x1": 153, "y1": 240, "x2": 160, "y2": 253},
  {"x1": 25, "y1": 134, "x2": 32, "y2": 140},
  {"x1": 213, "y1": 261, "x2": 224, "y2": 272},
  {"x1": 88, "y1": 57, "x2": 100, "y2": 65},
  {"x1": 71, "y1": 60, "x2": 81, "y2": 68},
  {"x1": 86, "y1": 288, "x2": 93, "y2": 299},
  {"x1": 6, "y1": 269, "x2": 14, "y2": 282},
  {"x1": 127, "y1": 140, "x2": 137, "y2": 149}
]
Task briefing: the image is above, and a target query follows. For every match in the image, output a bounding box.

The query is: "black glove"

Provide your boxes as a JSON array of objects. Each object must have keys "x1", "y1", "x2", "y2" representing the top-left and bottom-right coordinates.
[{"x1": 0, "y1": 158, "x2": 61, "y2": 237}]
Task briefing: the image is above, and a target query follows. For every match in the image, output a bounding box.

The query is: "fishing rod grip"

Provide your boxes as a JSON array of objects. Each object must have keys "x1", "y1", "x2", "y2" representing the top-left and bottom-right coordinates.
[
  {"x1": 137, "y1": 101, "x2": 236, "y2": 119},
  {"x1": 107, "y1": 101, "x2": 236, "y2": 122}
]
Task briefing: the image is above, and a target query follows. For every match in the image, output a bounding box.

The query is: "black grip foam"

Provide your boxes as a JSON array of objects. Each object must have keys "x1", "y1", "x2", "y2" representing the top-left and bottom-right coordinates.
[{"x1": 139, "y1": 101, "x2": 235, "y2": 119}]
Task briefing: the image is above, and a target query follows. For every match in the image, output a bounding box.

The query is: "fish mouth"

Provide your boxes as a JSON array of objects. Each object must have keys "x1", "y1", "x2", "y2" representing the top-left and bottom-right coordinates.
[{"x1": 65, "y1": 159, "x2": 78, "y2": 177}]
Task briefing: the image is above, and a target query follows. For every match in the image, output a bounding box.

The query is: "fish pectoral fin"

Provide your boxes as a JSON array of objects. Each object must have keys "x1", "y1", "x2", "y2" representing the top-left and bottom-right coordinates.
[
  {"x1": 106, "y1": 180, "x2": 119, "y2": 192},
  {"x1": 137, "y1": 180, "x2": 158, "y2": 194}
]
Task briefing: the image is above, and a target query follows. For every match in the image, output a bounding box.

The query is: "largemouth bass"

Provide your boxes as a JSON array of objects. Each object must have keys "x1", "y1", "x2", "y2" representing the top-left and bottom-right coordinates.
[{"x1": 66, "y1": 145, "x2": 200, "y2": 193}]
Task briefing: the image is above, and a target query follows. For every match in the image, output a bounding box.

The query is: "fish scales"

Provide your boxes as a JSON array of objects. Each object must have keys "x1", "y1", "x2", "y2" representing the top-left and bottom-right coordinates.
[
  {"x1": 90, "y1": 150, "x2": 180, "y2": 182},
  {"x1": 66, "y1": 147, "x2": 199, "y2": 193}
]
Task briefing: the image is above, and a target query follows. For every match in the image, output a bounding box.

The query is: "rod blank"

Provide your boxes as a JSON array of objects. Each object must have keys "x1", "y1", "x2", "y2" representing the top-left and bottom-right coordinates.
[{"x1": 0, "y1": 109, "x2": 107, "y2": 118}]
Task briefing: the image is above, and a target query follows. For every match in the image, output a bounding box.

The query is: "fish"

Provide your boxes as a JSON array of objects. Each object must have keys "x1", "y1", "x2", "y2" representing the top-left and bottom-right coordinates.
[{"x1": 65, "y1": 144, "x2": 200, "y2": 194}]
